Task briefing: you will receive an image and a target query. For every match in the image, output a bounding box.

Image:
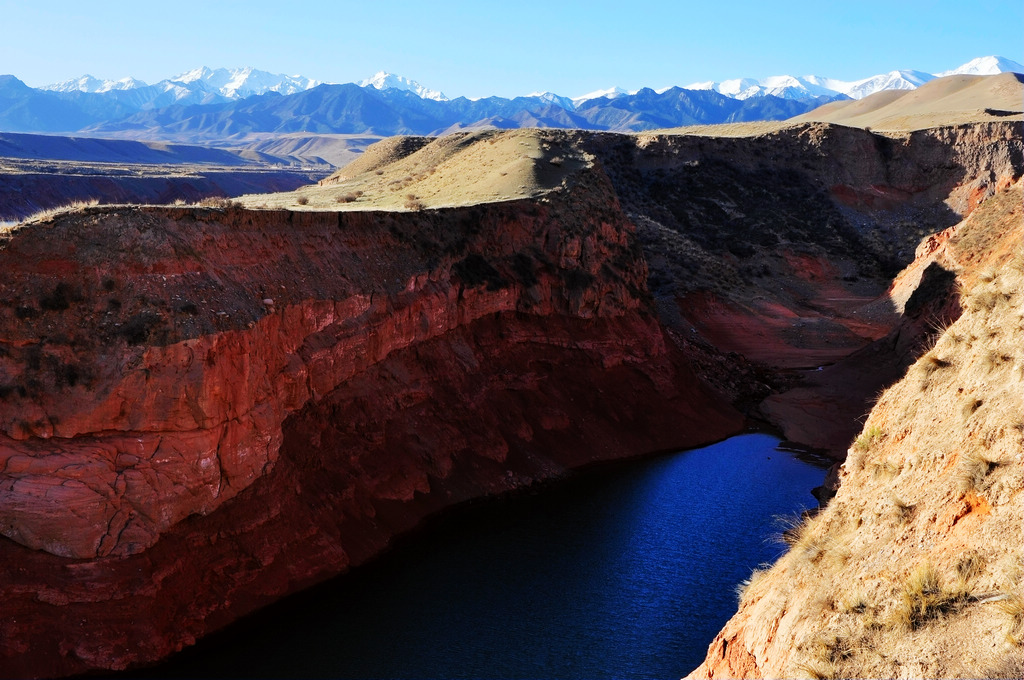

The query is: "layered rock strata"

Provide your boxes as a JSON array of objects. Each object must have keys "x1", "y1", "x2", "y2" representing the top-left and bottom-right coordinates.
[
  {"x1": 1, "y1": 120, "x2": 1021, "y2": 677},
  {"x1": 0, "y1": 168, "x2": 741, "y2": 676}
]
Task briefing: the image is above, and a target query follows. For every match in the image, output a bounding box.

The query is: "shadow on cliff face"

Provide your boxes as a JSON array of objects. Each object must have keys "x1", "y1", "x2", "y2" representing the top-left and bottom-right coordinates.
[
  {"x1": 760, "y1": 261, "x2": 963, "y2": 480},
  {"x1": 579, "y1": 123, "x2": 1012, "y2": 461},
  {"x1": 685, "y1": 178, "x2": 1024, "y2": 680},
  {"x1": 0, "y1": 122, "x2": 1018, "y2": 679},
  {"x1": 0, "y1": 166, "x2": 746, "y2": 677}
]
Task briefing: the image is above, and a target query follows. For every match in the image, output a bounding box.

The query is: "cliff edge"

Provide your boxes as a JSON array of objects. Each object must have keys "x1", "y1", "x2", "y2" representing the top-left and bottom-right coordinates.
[
  {"x1": 688, "y1": 180, "x2": 1023, "y2": 679},
  {"x1": 0, "y1": 163, "x2": 742, "y2": 677},
  {"x1": 0, "y1": 119, "x2": 1021, "y2": 677}
]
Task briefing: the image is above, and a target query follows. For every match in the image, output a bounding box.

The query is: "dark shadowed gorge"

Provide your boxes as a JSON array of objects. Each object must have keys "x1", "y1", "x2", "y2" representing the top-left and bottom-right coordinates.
[{"x1": 0, "y1": 117, "x2": 1021, "y2": 677}]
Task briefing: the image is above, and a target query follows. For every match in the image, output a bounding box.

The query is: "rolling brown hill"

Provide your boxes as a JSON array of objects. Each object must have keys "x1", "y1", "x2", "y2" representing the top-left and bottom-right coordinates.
[{"x1": 790, "y1": 72, "x2": 1024, "y2": 130}]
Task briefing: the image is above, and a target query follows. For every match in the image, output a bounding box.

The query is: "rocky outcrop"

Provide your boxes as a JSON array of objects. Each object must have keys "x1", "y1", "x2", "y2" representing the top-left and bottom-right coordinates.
[
  {"x1": 588, "y1": 121, "x2": 1022, "y2": 458},
  {"x1": 0, "y1": 167, "x2": 742, "y2": 676},
  {"x1": 688, "y1": 180, "x2": 1024, "y2": 679}
]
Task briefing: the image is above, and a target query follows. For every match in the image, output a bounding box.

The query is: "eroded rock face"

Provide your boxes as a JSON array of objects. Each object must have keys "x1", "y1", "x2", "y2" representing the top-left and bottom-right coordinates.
[
  {"x1": 687, "y1": 181, "x2": 1024, "y2": 680},
  {"x1": 1, "y1": 121, "x2": 1020, "y2": 678},
  {"x1": 0, "y1": 168, "x2": 743, "y2": 676},
  {"x1": 591, "y1": 121, "x2": 1022, "y2": 458},
  {"x1": 0, "y1": 182, "x2": 644, "y2": 558}
]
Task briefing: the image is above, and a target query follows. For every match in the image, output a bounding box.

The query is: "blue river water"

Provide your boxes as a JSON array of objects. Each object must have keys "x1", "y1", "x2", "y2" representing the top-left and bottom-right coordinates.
[{"x1": 138, "y1": 433, "x2": 825, "y2": 679}]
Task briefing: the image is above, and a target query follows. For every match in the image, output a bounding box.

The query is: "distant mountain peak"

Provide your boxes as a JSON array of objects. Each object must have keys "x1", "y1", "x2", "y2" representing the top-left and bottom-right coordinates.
[
  {"x1": 679, "y1": 56, "x2": 1021, "y2": 102},
  {"x1": 571, "y1": 86, "x2": 633, "y2": 106},
  {"x1": 43, "y1": 74, "x2": 148, "y2": 93},
  {"x1": 44, "y1": 67, "x2": 319, "y2": 100},
  {"x1": 359, "y1": 71, "x2": 447, "y2": 101},
  {"x1": 936, "y1": 55, "x2": 1024, "y2": 77},
  {"x1": 168, "y1": 67, "x2": 320, "y2": 98}
]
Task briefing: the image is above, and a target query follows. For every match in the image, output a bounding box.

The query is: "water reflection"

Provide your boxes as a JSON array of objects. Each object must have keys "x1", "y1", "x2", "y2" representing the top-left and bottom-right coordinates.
[{"x1": 136, "y1": 433, "x2": 824, "y2": 680}]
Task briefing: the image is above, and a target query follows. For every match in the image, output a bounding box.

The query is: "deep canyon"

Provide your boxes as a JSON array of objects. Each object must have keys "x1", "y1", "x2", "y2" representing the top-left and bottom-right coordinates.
[{"x1": 0, "y1": 117, "x2": 1021, "y2": 678}]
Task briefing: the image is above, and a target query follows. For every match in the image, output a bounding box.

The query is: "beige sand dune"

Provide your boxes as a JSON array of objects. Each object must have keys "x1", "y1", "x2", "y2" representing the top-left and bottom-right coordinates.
[
  {"x1": 236, "y1": 128, "x2": 589, "y2": 211},
  {"x1": 790, "y1": 72, "x2": 1024, "y2": 130}
]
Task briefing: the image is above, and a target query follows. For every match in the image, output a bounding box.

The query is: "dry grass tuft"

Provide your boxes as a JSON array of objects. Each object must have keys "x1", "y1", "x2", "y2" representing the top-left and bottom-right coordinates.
[
  {"x1": 891, "y1": 562, "x2": 970, "y2": 631},
  {"x1": 922, "y1": 353, "x2": 953, "y2": 373},
  {"x1": 978, "y1": 266, "x2": 1000, "y2": 283},
  {"x1": 734, "y1": 562, "x2": 772, "y2": 603},
  {"x1": 18, "y1": 198, "x2": 100, "y2": 224},
  {"x1": 967, "y1": 286, "x2": 1009, "y2": 312},
  {"x1": 977, "y1": 653, "x2": 1024, "y2": 680},
  {"x1": 891, "y1": 494, "x2": 916, "y2": 523},
  {"x1": 961, "y1": 397, "x2": 984, "y2": 419},
  {"x1": 776, "y1": 511, "x2": 815, "y2": 549},
  {"x1": 955, "y1": 552, "x2": 986, "y2": 582},
  {"x1": 871, "y1": 459, "x2": 901, "y2": 480},
  {"x1": 996, "y1": 593, "x2": 1024, "y2": 646},
  {"x1": 810, "y1": 629, "x2": 857, "y2": 666},
  {"x1": 854, "y1": 425, "x2": 883, "y2": 453},
  {"x1": 957, "y1": 449, "x2": 1002, "y2": 493},
  {"x1": 198, "y1": 196, "x2": 240, "y2": 209},
  {"x1": 794, "y1": 658, "x2": 840, "y2": 680},
  {"x1": 839, "y1": 589, "x2": 871, "y2": 615}
]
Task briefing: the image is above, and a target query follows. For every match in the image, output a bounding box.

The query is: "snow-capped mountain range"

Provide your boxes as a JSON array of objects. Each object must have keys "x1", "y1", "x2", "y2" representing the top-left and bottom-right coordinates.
[
  {"x1": 685, "y1": 57, "x2": 1022, "y2": 102},
  {"x1": 41, "y1": 66, "x2": 321, "y2": 110},
  {"x1": 359, "y1": 71, "x2": 447, "y2": 101},
  {"x1": 44, "y1": 75, "x2": 148, "y2": 93},
  {"x1": 40, "y1": 56, "x2": 1023, "y2": 109},
  {"x1": 168, "y1": 66, "x2": 319, "y2": 99}
]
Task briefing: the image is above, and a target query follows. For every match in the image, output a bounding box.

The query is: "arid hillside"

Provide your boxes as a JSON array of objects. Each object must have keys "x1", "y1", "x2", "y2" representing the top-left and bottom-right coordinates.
[
  {"x1": 0, "y1": 117, "x2": 1020, "y2": 678},
  {"x1": 688, "y1": 179, "x2": 1023, "y2": 679},
  {"x1": 790, "y1": 72, "x2": 1024, "y2": 131}
]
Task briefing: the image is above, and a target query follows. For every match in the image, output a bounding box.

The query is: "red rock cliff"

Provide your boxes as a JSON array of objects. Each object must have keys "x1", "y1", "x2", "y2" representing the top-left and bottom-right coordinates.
[{"x1": 0, "y1": 169, "x2": 741, "y2": 676}]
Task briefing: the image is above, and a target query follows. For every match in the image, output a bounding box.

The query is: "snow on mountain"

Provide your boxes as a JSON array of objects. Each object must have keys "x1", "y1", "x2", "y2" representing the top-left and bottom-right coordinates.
[
  {"x1": 359, "y1": 71, "x2": 447, "y2": 101},
  {"x1": 168, "y1": 66, "x2": 320, "y2": 98},
  {"x1": 840, "y1": 69, "x2": 934, "y2": 100},
  {"x1": 684, "y1": 75, "x2": 837, "y2": 100},
  {"x1": 571, "y1": 87, "x2": 632, "y2": 106},
  {"x1": 936, "y1": 55, "x2": 1024, "y2": 77},
  {"x1": 44, "y1": 67, "x2": 318, "y2": 100},
  {"x1": 526, "y1": 92, "x2": 577, "y2": 109},
  {"x1": 43, "y1": 75, "x2": 148, "y2": 93},
  {"x1": 688, "y1": 56, "x2": 1022, "y2": 103},
  {"x1": 689, "y1": 68, "x2": 935, "y2": 101}
]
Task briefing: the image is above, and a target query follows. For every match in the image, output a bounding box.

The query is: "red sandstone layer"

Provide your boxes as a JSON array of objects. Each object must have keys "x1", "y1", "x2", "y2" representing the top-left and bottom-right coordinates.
[{"x1": 0, "y1": 172, "x2": 742, "y2": 677}]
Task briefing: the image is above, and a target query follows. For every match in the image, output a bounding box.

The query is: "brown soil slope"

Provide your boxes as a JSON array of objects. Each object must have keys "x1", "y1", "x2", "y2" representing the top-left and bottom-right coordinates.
[
  {"x1": 688, "y1": 180, "x2": 1024, "y2": 679},
  {"x1": 791, "y1": 72, "x2": 1024, "y2": 131}
]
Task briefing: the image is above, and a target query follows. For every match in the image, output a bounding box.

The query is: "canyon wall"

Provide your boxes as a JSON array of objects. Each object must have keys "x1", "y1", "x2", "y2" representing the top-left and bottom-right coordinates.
[
  {"x1": 0, "y1": 167, "x2": 741, "y2": 676},
  {"x1": 0, "y1": 120, "x2": 1020, "y2": 677},
  {"x1": 688, "y1": 180, "x2": 1023, "y2": 679},
  {"x1": 588, "y1": 121, "x2": 1022, "y2": 457}
]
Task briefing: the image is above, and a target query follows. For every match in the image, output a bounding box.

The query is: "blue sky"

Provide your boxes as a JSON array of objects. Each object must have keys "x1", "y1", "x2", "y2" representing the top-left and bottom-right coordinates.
[{"x1": 2, "y1": 0, "x2": 1021, "y2": 98}]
